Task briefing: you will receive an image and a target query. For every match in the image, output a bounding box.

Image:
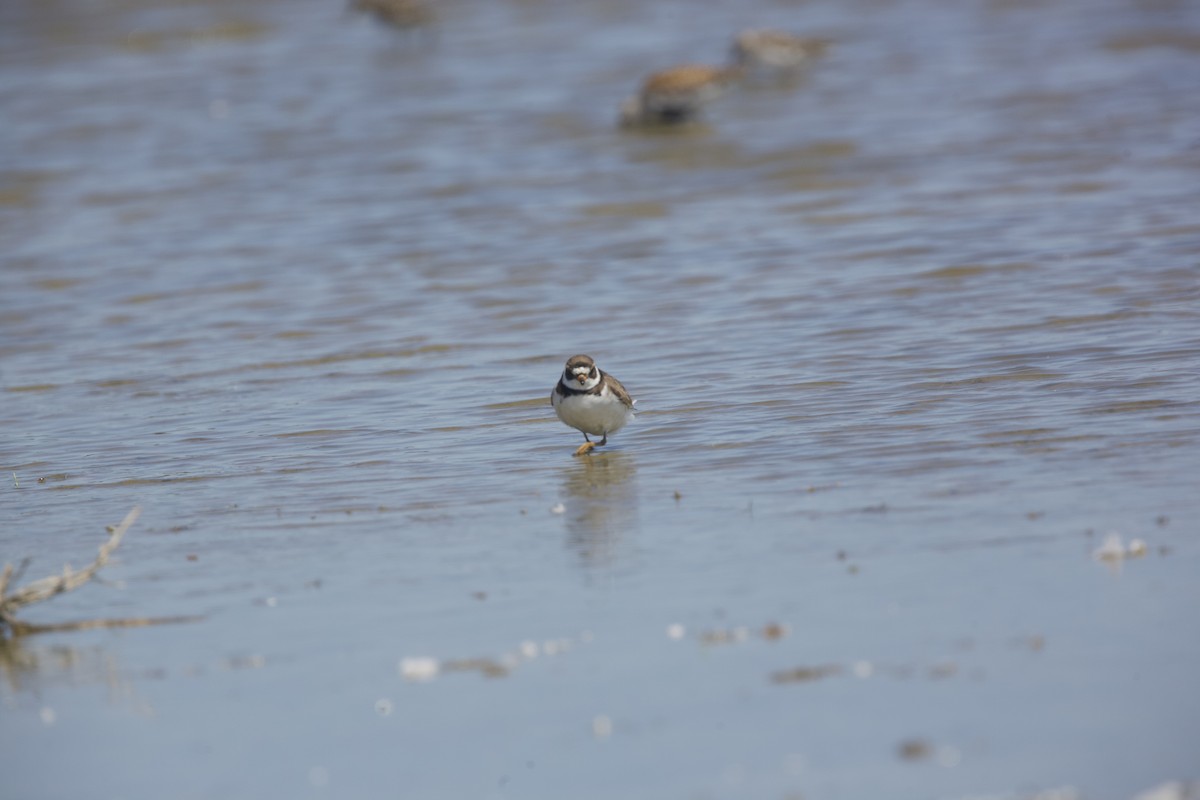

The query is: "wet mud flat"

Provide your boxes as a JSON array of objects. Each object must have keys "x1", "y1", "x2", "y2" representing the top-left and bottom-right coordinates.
[{"x1": 2, "y1": 0, "x2": 1199, "y2": 798}]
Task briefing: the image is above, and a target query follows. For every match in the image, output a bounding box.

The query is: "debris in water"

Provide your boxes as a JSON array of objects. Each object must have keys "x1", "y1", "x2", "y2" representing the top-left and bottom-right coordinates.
[
  {"x1": 1093, "y1": 531, "x2": 1149, "y2": 562},
  {"x1": 442, "y1": 657, "x2": 509, "y2": 678},
  {"x1": 700, "y1": 626, "x2": 750, "y2": 645},
  {"x1": 761, "y1": 622, "x2": 788, "y2": 640},
  {"x1": 1011, "y1": 634, "x2": 1046, "y2": 652},
  {"x1": 1093, "y1": 532, "x2": 1125, "y2": 561},
  {"x1": 397, "y1": 631, "x2": 585, "y2": 684},
  {"x1": 398, "y1": 656, "x2": 439, "y2": 682},
  {"x1": 689, "y1": 621, "x2": 790, "y2": 645},
  {"x1": 897, "y1": 738, "x2": 931, "y2": 761},
  {"x1": 771, "y1": 664, "x2": 842, "y2": 684}
]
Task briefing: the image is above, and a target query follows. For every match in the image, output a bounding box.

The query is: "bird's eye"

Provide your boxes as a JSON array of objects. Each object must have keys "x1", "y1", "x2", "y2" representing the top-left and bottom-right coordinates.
[{"x1": 588, "y1": 369, "x2": 597, "y2": 378}]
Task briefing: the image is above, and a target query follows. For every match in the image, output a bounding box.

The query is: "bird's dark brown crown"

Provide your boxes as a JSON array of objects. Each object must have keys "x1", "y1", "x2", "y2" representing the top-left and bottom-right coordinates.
[{"x1": 565, "y1": 355, "x2": 595, "y2": 370}]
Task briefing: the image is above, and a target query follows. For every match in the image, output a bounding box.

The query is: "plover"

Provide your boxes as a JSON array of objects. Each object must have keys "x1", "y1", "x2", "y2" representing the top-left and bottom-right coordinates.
[
  {"x1": 551, "y1": 355, "x2": 636, "y2": 456},
  {"x1": 731, "y1": 29, "x2": 830, "y2": 74},
  {"x1": 618, "y1": 64, "x2": 741, "y2": 128}
]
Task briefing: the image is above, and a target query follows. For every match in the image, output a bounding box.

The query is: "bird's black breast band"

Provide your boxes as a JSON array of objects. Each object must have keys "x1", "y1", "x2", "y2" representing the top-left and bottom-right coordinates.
[{"x1": 555, "y1": 375, "x2": 606, "y2": 397}]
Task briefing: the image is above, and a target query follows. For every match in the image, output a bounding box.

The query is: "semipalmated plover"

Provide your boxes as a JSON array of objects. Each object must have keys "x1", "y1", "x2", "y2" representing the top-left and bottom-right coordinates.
[
  {"x1": 732, "y1": 29, "x2": 830, "y2": 74},
  {"x1": 618, "y1": 64, "x2": 741, "y2": 128},
  {"x1": 551, "y1": 355, "x2": 636, "y2": 456}
]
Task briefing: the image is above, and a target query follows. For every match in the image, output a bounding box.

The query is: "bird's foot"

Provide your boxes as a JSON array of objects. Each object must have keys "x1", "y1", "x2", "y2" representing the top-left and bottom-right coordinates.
[{"x1": 574, "y1": 441, "x2": 596, "y2": 457}]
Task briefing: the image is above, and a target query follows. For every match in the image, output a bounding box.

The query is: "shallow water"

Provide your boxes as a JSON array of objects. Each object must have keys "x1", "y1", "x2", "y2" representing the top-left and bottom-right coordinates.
[{"x1": 2, "y1": 0, "x2": 1199, "y2": 798}]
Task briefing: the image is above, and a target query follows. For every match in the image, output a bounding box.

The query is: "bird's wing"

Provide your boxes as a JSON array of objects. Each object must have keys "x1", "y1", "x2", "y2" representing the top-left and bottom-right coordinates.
[{"x1": 602, "y1": 372, "x2": 635, "y2": 409}]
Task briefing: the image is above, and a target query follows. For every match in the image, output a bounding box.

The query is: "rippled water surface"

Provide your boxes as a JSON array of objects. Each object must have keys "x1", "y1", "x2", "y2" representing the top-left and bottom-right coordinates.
[{"x1": 2, "y1": 0, "x2": 1199, "y2": 798}]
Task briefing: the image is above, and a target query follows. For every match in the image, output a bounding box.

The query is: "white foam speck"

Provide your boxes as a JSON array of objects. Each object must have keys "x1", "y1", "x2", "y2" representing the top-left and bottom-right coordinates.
[{"x1": 398, "y1": 657, "x2": 439, "y2": 682}]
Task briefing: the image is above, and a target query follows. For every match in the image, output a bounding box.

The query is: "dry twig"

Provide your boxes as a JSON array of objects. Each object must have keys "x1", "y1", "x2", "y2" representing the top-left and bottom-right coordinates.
[
  {"x1": 1, "y1": 507, "x2": 141, "y2": 624},
  {"x1": 1, "y1": 507, "x2": 202, "y2": 637}
]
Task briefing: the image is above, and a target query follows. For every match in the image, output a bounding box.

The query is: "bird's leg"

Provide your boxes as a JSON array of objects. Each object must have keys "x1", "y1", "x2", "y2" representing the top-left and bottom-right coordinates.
[{"x1": 576, "y1": 433, "x2": 609, "y2": 456}]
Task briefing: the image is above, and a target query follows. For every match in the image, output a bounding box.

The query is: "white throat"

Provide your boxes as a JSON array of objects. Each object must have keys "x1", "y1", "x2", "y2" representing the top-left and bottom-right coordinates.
[{"x1": 567, "y1": 369, "x2": 601, "y2": 391}]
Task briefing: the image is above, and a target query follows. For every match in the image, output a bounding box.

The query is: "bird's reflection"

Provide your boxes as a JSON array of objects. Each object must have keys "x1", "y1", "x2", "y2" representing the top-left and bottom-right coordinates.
[{"x1": 559, "y1": 451, "x2": 638, "y2": 567}]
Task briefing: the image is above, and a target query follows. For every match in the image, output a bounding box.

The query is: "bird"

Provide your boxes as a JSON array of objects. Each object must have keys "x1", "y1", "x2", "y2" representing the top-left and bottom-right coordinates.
[
  {"x1": 618, "y1": 64, "x2": 741, "y2": 128},
  {"x1": 731, "y1": 29, "x2": 830, "y2": 75},
  {"x1": 551, "y1": 355, "x2": 636, "y2": 456},
  {"x1": 350, "y1": 0, "x2": 435, "y2": 30}
]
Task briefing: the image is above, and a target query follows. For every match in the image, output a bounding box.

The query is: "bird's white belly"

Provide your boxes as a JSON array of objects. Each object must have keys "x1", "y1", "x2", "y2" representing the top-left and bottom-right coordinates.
[{"x1": 554, "y1": 392, "x2": 632, "y2": 436}]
